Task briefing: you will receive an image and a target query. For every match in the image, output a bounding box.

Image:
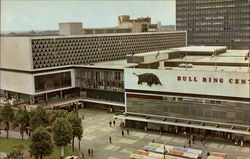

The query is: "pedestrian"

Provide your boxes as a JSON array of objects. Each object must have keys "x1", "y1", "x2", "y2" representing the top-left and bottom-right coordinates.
[
  {"x1": 241, "y1": 140, "x2": 243, "y2": 147},
  {"x1": 82, "y1": 114, "x2": 84, "y2": 120},
  {"x1": 109, "y1": 121, "x2": 112, "y2": 127},
  {"x1": 109, "y1": 136, "x2": 112, "y2": 144},
  {"x1": 113, "y1": 120, "x2": 116, "y2": 126},
  {"x1": 122, "y1": 130, "x2": 124, "y2": 136},
  {"x1": 189, "y1": 139, "x2": 191, "y2": 146},
  {"x1": 192, "y1": 136, "x2": 195, "y2": 144},
  {"x1": 184, "y1": 131, "x2": 187, "y2": 136},
  {"x1": 144, "y1": 126, "x2": 148, "y2": 131},
  {"x1": 203, "y1": 137, "x2": 206, "y2": 146},
  {"x1": 127, "y1": 129, "x2": 129, "y2": 135},
  {"x1": 88, "y1": 148, "x2": 90, "y2": 155},
  {"x1": 90, "y1": 148, "x2": 94, "y2": 157}
]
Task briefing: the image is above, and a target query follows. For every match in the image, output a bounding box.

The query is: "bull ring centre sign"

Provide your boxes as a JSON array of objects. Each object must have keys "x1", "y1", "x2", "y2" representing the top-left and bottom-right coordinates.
[
  {"x1": 177, "y1": 76, "x2": 250, "y2": 85},
  {"x1": 125, "y1": 68, "x2": 250, "y2": 98}
]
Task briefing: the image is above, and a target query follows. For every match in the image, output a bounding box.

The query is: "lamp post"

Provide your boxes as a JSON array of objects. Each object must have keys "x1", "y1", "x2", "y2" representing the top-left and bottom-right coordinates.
[{"x1": 163, "y1": 144, "x2": 166, "y2": 159}]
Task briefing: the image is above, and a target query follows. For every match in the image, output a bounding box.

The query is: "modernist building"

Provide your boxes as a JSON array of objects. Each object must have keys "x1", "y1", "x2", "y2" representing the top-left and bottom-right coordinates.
[
  {"x1": 0, "y1": 31, "x2": 186, "y2": 110},
  {"x1": 116, "y1": 46, "x2": 250, "y2": 141},
  {"x1": 176, "y1": 0, "x2": 250, "y2": 49},
  {"x1": 1, "y1": 30, "x2": 250, "y2": 141}
]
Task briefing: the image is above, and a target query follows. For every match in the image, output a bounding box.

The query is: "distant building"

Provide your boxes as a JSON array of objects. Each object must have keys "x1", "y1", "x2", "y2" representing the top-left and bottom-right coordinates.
[
  {"x1": 59, "y1": 15, "x2": 158, "y2": 35},
  {"x1": 118, "y1": 15, "x2": 157, "y2": 32},
  {"x1": 157, "y1": 22, "x2": 176, "y2": 32},
  {"x1": 176, "y1": 0, "x2": 250, "y2": 49}
]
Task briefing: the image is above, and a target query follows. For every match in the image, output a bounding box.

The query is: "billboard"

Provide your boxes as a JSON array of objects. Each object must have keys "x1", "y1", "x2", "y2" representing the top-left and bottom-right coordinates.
[{"x1": 124, "y1": 68, "x2": 250, "y2": 99}]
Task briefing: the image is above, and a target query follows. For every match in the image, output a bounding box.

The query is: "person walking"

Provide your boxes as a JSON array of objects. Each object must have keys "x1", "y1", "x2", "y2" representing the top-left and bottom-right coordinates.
[
  {"x1": 189, "y1": 139, "x2": 191, "y2": 147},
  {"x1": 90, "y1": 148, "x2": 94, "y2": 157},
  {"x1": 122, "y1": 130, "x2": 124, "y2": 136},
  {"x1": 88, "y1": 148, "x2": 90, "y2": 156},
  {"x1": 192, "y1": 135, "x2": 195, "y2": 144},
  {"x1": 113, "y1": 120, "x2": 116, "y2": 126},
  {"x1": 109, "y1": 136, "x2": 112, "y2": 144},
  {"x1": 109, "y1": 121, "x2": 112, "y2": 127},
  {"x1": 127, "y1": 129, "x2": 129, "y2": 135}
]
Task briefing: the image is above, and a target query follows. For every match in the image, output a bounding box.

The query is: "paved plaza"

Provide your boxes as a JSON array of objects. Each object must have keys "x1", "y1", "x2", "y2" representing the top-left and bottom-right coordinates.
[{"x1": 78, "y1": 108, "x2": 250, "y2": 159}]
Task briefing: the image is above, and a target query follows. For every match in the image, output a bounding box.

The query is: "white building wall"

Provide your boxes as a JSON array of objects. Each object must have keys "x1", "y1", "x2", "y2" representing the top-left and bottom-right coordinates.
[
  {"x1": 0, "y1": 37, "x2": 33, "y2": 71},
  {"x1": 0, "y1": 70, "x2": 34, "y2": 95},
  {"x1": 125, "y1": 68, "x2": 250, "y2": 99}
]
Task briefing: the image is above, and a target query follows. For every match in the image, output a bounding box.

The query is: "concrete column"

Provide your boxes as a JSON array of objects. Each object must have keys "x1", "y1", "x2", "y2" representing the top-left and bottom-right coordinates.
[
  {"x1": 45, "y1": 93, "x2": 48, "y2": 102},
  {"x1": 29, "y1": 96, "x2": 34, "y2": 105},
  {"x1": 60, "y1": 90, "x2": 63, "y2": 99}
]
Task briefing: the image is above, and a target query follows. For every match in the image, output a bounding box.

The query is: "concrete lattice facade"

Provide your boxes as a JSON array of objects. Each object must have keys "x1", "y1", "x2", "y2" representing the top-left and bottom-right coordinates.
[
  {"x1": 31, "y1": 32, "x2": 186, "y2": 69},
  {"x1": 176, "y1": 0, "x2": 250, "y2": 49}
]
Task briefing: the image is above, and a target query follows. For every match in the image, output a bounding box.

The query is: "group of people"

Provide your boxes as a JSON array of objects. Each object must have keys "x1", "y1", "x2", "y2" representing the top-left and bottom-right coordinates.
[
  {"x1": 187, "y1": 134, "x2": 206, "y2": 147},
  {"x1": 109, "y1": 120, "x2": 116, "y2": 127},
  {"x1": 87, "y1": 148, "x2": 94, "y2": 157},
  {"x1": 121, "y1": 129, "x2": 129, "y2": 136}
]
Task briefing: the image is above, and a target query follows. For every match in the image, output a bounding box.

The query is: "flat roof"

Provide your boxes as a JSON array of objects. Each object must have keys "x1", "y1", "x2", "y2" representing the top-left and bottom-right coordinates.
[
  {"x1": 167, "y1": 50, "x2": 249, "y2": 64},
  {"x1": 171, "y1": 46, "x2": 227, "y2": 53},
  {"x1": 89, "y1": 59, "x2": 135, "y2": 69},
  {"x1": 127, "y1": 50, "x2": 173, "y2": 57},
  {"x1": 161, "y1": 65, "x2": 249, "y2": 73},
  {"x1": 10, "y1": 31, "x2": 185, "y2": 39}
]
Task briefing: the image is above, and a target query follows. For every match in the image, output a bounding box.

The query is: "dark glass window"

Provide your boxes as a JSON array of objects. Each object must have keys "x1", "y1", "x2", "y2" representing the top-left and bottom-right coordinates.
[{"x1": 35, "y1": 72, "x2": 71, "y2": 92}]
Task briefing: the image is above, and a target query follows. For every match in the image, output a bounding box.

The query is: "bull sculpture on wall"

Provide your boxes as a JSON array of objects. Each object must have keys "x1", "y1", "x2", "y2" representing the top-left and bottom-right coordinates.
[{"x1": 133, "y1": 73, "x2": 162, "y2": 87}]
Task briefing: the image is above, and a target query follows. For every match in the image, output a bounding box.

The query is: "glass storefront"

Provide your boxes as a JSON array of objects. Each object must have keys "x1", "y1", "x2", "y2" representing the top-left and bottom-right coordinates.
[{"x1": 34, "y1": 72, "x2": 71, "y2": 92}]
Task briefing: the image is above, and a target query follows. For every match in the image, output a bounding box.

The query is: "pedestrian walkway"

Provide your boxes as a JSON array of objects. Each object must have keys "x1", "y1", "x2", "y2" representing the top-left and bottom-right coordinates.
[
  {"x1": 0, "y1": 130, "x2": 29, "y2": 139},
  {"x1": 77, "y1": 108, "x2": 250, "y2": 159}
]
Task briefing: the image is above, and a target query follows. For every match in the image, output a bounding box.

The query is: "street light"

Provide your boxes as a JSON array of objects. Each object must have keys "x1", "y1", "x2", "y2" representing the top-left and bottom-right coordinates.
[{"x1": 163, "y1": 144, "x2": 166, "y2": 159}]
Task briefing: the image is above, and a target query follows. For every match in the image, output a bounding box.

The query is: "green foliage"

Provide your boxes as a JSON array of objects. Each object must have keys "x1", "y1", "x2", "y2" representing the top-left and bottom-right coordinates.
[
  {"x1": 52, "y1": 118, "x2": 73, "y2": 147},
  {"x1": 0, "y1": 137, "x2": 78, "y2": 159},
  {"x1": 30, "y1": 126, "x2": 53, "y2": 159},
  {"x1": 67, "y1": 112, "x2": 83, "y2": 139},
  {"x1": 0, "y1": 102, "x2": 14, "y2": 138},
  {"x1": 6, "y1": 148, "x2": 24, "y2": 159},
  {"x1": 49, "y1": 110, "x2": 68, "y2": 124},
  {"x1": 15, "y1": 108, "x2": 30, "y2": 139},
  {"x1": 0, "y1": 102, "x2": 14, "y2": 124},
  {"x1": 30, "y1": 106, "x2": 49, "y2": 130}
]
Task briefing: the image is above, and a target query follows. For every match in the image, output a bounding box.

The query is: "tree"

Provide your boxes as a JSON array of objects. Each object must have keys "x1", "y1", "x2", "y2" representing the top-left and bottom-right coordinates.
[
  {"x1": 67, "y1": 112, "x2": 83, "y2": 151},
  {"x1": 30, "y1": 126, "x2": 53, "y2": 159},
  {"x1": 15, "y1": 108, "x2": 29, "y2": 140},
  {"x1": 6, "y1": 148, "x2": 23, "y2": 159},
  {"x1": 30, "y1": 106, "x2": 49, "y2": 131},
  {"x1": 49, "y1": 110, "x2": 68, "y2": 124},
  {"x1": 52, "y1": 118, "x2": 72, "y2": 159},
  {"x1": 0, "y1": 102, "x2": 14, "y2": 139},
  {"x1": 0, "y1": 113, "x2": 2, "y2": 134}
]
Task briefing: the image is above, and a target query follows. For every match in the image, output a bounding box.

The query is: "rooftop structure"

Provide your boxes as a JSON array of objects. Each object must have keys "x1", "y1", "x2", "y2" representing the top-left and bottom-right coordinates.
[{"x1": 59, "y1": 15, "x2": 158, "y2": 35}]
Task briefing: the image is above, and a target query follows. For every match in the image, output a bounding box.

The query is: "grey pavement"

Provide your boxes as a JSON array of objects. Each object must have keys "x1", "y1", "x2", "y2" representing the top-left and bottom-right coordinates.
[
  {"x1": 0, "y1": 130, "x2": 29, "y2": 139},
  {"x1": 77, "y1": 108, "x2": 250, "y2": 159},
  {"x1": 1, "y1": 108, "x2": 249, "y2": 159}
]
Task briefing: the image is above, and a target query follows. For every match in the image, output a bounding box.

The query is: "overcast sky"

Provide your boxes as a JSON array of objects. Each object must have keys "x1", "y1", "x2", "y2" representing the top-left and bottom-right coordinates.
[{"x1": 1, "y1": 0, "x2": 175, "y2": 32}]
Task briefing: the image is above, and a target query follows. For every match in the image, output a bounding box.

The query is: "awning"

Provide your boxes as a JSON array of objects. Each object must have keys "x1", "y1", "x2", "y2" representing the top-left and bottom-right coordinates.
[
  {"x1": 115, "y1": 114, "x2": 250, "y2": 135},
  {"x1": 81, "y1": 98, "x2": 125, "y2": 107}
]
